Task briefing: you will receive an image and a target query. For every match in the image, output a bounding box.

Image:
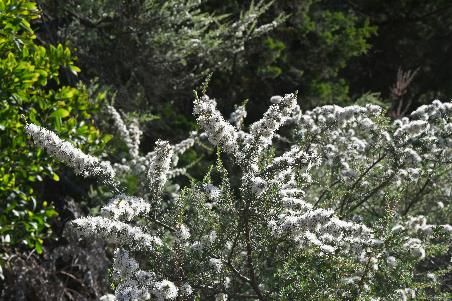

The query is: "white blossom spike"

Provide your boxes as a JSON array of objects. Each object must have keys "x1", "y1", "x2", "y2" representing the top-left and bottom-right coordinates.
[
  {"x1": 229, "y1": 103, "x2": 247, "y2": 129},
  {"x1": 101, "y1": 195, "x2": 151, "y2": 221},
  {"x1": 248, "y1": 93, "x2": 298, "y2": 157},
  {"x1": 193, "y1": 94, "x2": 240, "y2": 157},
  {"x1": 148, "y1": 140, "x2": 173, "y2": 196},
  {"x1": 71, "y1": 216, "x2": 162, "y2": 251},
  {"x1": 128, "y1": 118, "x2": 142, "y2": 158},
  {"x1": 25, "y1": 123, "x2": 117, "y2": 186},
  {"x1": 107, "y1": 105, "x2": 134, "y2": 153}
]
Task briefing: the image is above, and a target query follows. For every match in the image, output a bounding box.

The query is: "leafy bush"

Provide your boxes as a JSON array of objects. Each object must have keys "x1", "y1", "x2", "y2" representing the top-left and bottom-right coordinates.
[
  {"x1": 0, "y1": 0, "x2": 105, "y2": 253},
  {"x1": 25, "y1": 90, "x2": 451, "y2": 300}
]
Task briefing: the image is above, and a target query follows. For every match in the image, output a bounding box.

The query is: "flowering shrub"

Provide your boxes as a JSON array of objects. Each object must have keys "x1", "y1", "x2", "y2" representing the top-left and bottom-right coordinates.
[{"x1": 25, "y1": 93, "x2": 451, "y2": 300}]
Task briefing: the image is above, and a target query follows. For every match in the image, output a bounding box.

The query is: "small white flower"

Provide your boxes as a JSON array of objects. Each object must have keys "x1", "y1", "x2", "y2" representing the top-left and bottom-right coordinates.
[
  {"x1": 101, "y1": 195, "x2": 150, "y2": 221},
  {"x1": 147, "y1": 140, "x2": 173, "y2": 195},
  {"x1": 215, "y1": 293, "x2": 228, "y2": 301},
  {"x1": 270, "y1": 95, "x2": 283, "y2": 104},
  {"x1": 179, "y1": 283, "x2": 193, "y2": 296},
  {"x1": 204, "y1": 184, "x2": 221, "y2": 201},
  {"x1": 209, "y1": 258, "x2": 223, "y2": 272},
  {"x1": 71, "y1": 216, "x2": 162, "y2": 251},
  {"x1": 99, "y1": 294, "x2": 116, "y2": 301},
  {"x1": 250, "y1": 177, "x2": 267, "y2": 196},
  {"x1": 175, "y1": 224, "x2": 191, "y2": 241},
  {"x1": 153, "y1": 280, "x2": 178, "y2": 300},
  {"x1": 386, "y1": 256, "x2": 397, "y2": 268}
]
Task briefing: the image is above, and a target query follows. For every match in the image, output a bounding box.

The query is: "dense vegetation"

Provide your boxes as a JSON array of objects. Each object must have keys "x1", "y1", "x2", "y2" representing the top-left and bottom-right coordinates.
[
  {"x1": 0, "y1": 0, "x2": 107, "y2": 253},
  {"x1": 1, "y1": 0, "x2": 451, "y2": 300}
]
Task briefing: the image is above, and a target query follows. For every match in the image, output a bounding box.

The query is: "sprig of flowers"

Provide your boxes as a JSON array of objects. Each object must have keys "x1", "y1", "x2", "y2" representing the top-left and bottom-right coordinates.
[{"x1": 25, "y1": 123, "x2": 117, "y2": 187}]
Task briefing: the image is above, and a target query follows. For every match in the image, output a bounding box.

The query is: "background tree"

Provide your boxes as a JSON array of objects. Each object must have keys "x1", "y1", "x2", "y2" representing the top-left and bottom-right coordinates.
[
  {"x1": 207, "y1": 0, "x2": 376, "y2": 113},
  {"x1": 342, "y1": 0, "x2": 452, "y2": 114},
  {"x1": 39, "y1": 0, "x2": 284, "y2": 129}
]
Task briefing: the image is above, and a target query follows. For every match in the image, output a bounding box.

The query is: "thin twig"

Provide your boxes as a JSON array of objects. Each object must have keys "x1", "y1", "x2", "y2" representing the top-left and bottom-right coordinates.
[
  {"x1": 315, "y1": 179, "x2": 341, "y2": 207},
  {"x1": 244, "y1": 211, "x2": 266, "y2": 301},
  {"x1": 347, "y1": 174, "x2": 396, "y2": 214},
  {"x1": 338, "y1": 154, "x2": 387, "y2": 213}
]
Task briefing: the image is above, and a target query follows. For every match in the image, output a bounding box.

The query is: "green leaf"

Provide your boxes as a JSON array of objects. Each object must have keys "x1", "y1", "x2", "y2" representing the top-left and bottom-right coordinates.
[
  {"x1": 35, "y1": 241, "x2": 43, "y2": 254},
  {"x1": 70, "y1": 65, "x2": 81, "y2": 74},
  {"x1": 50, "y1": 108, "x2": 70, "y2": 119},
  {"x1": 101, "y1": 134, "x2": 113, "y2": 144}
]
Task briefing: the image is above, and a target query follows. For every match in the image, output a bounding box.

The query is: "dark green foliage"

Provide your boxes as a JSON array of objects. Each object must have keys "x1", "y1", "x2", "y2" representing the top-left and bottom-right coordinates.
[
  {"x1": 39, "y1": 0, "x2": 284, "y2": 126},
  {"x1": 208, "y1": 0, "x2": 376, "y2": 114},
  {"x1": 36, "y1": 0, "x2": 452, "y2": 121},
  {"x1": 343, "y1": 0, "x2": 452, "y2": 114}
]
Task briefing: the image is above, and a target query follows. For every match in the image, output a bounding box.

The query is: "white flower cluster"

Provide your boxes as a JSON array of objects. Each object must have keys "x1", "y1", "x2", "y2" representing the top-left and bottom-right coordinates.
[
  {"x1": 71, "y1": 216, "x2": 162, "y2": 251},
  {"x1": 405, "y1": 215, "x2": 452, "y2": 235},
  {"x1": 203, "y1": 184, "x2": 222, "y2": 201},
  {"x1": 403, "y1": 100, "x2": 452, "y2": 154},
  {"x1": 248, "y1": 93, "x2": 298, "y2": 155},
  {"x1": 298, "y1": 104, "x2": 381, "y2": 137},
  {"x1": 386, "y1": 255, "x2": 397, "y2": 268},
  {"x1": 387, "y1": 215, "x2": 452, "y2": 262},
  {"x1": 128, "y1": 119, "x2": 143, "y2": 158},
  {"x1": 401, "y1": 147, "x2": 422, "y2": 166},
  {"x1": 266, "y1": 146, "x2": 321, "y2": 174},
  {"x1": 166, "y1": 167, "x2": 188, "y2": 180},
  {"x1": 395, "y1": 288, "x2": 416, "y2": 301},
  {"x1": 114, "y1": 149, "x2": 185, "y2": 195},
  {"x1": 193, "y1": 96, "x2": 375, "y2": 256},
  {"x1": 229, "y1": 103, "x2": 247, "y2": 129},
  {"x1": 106, "y1": 104, "x2": 198, "y2": 195},
  {"x1": 393, "y1": 119, "x2": 430, "y2": 142},
  {"x1": 410, "y1": 99, "x2": 452, "y2": 121},
  {"x1": 107, "y1": 105, "x2": 141, "y2": 158},
  {"x1": 25, "y1": 123, "x2": 116, "y2": 185},
  {"x1": 185, "y1": 93, "x2": 377, "y2": 255},
  {"x1": 250, "y1": 176, "x2": 267, "y2": 196},
  {"x1": 290, "y1": 103, "x2": 391, "y2": 189},
  {"x1": 113, "y1": 249, "x2": 182, "y2": 301},
  {"x1": 147, "y1": 140, "x2": 173, "y2": 196},
  {"x1": 27, "y1": 92, "x2": 452, "y2": 299},
  {"x1": 293, "y1": 99, "x2": 452, "y2": 212},
  {"x1": 193, "y1": 95, "x2": 240, "y2": 157},
  {"x1": 68, "y1": 144, "x2": 190, "y2": 301},
  {"x1": 173, "y1": 136, "x2": 195, "y2": 157},
  {"x1": 175, "y1": 223, "x2": 191, "y2": 241},
  {"x1": 172, "y1": 133, "x2": 196, "y2": 167},
  {"x1": 189, "y1": 230, "x2": 218, "y2": 253},
  {"x1": 270, "y1": 190, "x2": 375, "y2": 255},
  {"x1": 187, "y1": 94, "x2": 374, "y2": 254},
  {"x1": 26, "y1": 105, "x2": 204, "y2": 299},
  {"x1": 209, "y1": 257, "x2": 223, "y2": 272},
  {"x1": 402, "y1": 237, "x2": 426, "y2": 259},
  {"x1": 194, "y1": 93, "x2": 301, "y2": 176},
  {"x1": 101, "y1": 195, "x2": 151, "y2": 221}
]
